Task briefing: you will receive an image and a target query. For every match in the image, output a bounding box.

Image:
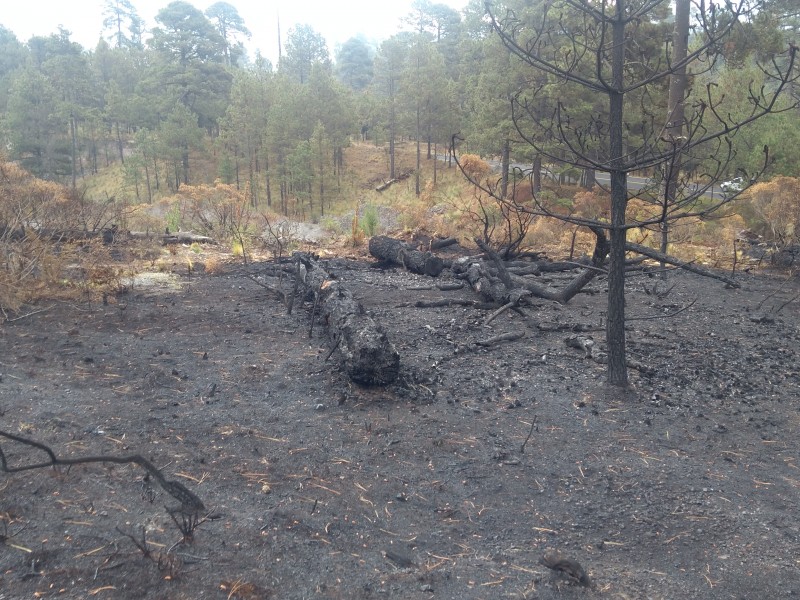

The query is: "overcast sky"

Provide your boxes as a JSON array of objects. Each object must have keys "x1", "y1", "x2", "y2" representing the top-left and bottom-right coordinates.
[{"x1": 1, "y1": 0, "x2": 469, "y2": 65}]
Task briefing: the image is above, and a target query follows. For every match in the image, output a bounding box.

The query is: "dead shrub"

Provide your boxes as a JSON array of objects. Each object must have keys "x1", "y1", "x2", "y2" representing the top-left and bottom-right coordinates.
[
  {"x1": 203, "y1": 257, "x2": 223, "y2": 274},
  {"x1": 458, "y1": 154, "x2": 491, "y2": 181},
  {"x1": 527, "y1": 216, "x2": 572, "y2": 249},
  {"x1": 747, "y1": 177, "x2": 800, "y2": 246},
  {"x1": 573, "y1": 187, "x2": 611, "y2": 220},
  {"x1": 0, "y1": 157, "x2": 126, "y2": 315}
]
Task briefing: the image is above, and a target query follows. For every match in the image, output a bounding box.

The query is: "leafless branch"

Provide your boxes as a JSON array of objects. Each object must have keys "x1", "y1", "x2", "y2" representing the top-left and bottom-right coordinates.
[{"x1": 0, "y1": 431, "x2": 205, "y2": 518}]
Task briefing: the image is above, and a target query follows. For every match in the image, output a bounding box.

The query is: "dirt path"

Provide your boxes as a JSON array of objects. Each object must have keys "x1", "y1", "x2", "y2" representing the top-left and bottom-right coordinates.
[{"x1": 1, "y1": 257, "x2": 799, "y2": 599}]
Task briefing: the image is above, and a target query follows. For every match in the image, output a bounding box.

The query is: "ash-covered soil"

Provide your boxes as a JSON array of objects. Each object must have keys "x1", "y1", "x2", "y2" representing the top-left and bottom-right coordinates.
[{"x1": 1, "y1": 252, "x2": 799, "y2": 600}]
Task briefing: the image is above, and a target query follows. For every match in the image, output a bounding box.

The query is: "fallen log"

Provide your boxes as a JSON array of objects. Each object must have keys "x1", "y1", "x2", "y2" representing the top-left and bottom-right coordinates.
[
  {"x1": 430, "y1": 237, "x2": 459, "y2": 251},
  {"x1": 375, "y1": 171, "x2": 412, "y2": 192},
  {"x1": 126, "y1": 230, "x2": 218, "y2": 245},
  {"x1": 159, "y1": 231, "x2": 218, "y2": 245},
  {"x1": 300, "y1": 256, "x2": 400, "y2": 386},
  {"x1": 413, "y1": 298, "x2": 496, "y2": 309},
  {"x1": 2, "y1": 227, "x2": 110, "y2": 243},
  {"x1": 2, "y1": 226, "x2": 218, "y2": 246},
  {"x1": 625, "y1": 242, "x2": 739, "y2": 288},
  {"x1": 369, "y1": 235, "x2": 445, "y2": 277}
]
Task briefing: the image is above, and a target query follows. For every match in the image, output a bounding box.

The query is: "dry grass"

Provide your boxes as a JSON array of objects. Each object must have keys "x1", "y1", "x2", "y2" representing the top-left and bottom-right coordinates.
[{"x1": 0, "y1": 142, "x2": 783, "y2": 317}]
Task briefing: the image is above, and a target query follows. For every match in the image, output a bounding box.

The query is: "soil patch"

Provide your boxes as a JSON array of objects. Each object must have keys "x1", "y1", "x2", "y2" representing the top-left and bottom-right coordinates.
[{"x1": 2, "y1": 254, "x2": 800, "y2": 599}]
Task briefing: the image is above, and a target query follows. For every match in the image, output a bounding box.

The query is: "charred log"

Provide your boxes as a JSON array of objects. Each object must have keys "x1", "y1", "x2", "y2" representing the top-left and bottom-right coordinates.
[
  {"x1": 300, "y1": 256, "x2": 400, "y2": 386},
  {"x1": 157, "y1": 231, "x2": 218, "y2": 246},
  {"x1": 1, "y1": 227, "x2": 217, "y2": 246},
  {"x1": 368, "y1": 235, "x2": 445, "y2": 277},
  {"x1": 429, "y1": 237, "x2": 459, "y2": 251}
]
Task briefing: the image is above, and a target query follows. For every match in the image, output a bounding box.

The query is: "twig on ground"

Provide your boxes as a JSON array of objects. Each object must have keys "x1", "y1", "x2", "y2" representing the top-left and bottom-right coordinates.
[
  {"x1": 520, "y1": 416, "x2": 538, "y2": 454},
  {"x1": 324, "y1": 338, "x2": 342, "y2": 361},
  {"x1": 774, "y1": 292, "x2": 800, "y2": 315},
  {"x1": 484, "y1": 301, "x2": 515, "y2": 326},
  {"x1": 475, "y1": 331, "x2": 525, "y2": 347},
  {"x1": 627, "y1": 298, "x2": 697, "y2": 321},
  {"x1": 2, "y1": 306, "x2": 54, "y2": 324},
  {"x1": 116, "y1": 525, "x2": 151, "y2": 558}
]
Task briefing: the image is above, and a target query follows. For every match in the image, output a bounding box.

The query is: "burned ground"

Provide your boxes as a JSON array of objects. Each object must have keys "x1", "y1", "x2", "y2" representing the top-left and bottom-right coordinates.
[{"x1": 1, "y1": 250, "x2": 799, "y2": 599}]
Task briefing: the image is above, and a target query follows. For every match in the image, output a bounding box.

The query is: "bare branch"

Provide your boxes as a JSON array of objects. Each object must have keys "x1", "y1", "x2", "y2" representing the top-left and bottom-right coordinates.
[{"x1": 0, "y1": 431, "x2": 205, "y2": 514}]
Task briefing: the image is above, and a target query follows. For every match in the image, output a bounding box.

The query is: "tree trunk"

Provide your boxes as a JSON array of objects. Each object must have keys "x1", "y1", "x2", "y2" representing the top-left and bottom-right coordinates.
[
  {"x1": 389, "y1": 78, "x2": 396, "y2": 180},
  {"x1": 532, "y1": 155, "x2": 542, "y2": 193},
  {"x1": 144, "y1": 162, "x2": 152, "y2": 203},
  {"x1": 116, "y1": 122, "x2": 124, "y2": 164},
  {"x1": 433, "y1": 142, "x2": 438, "y2": 185},
  {"x1": 500, "y1": 139, "x2": 510, "y2": 199},
  {"x1": 661, "y1": 0, "x2": 691, "y2": 277},
  {"x1": 582, "y1": 168, "x2": 596, "y2": 189},
  {"x1": 265, "y1": 152, "x2": 272, "y2": 207},
  {"x1": 427, "y1": 124, "x2": 432, "y2": 159},
  {"x1": 415, "y1": 105, "x2": 421, "y2": 196},
  {"x1": 182, "y1": 143, "x2": 190, "y2": 185},
  {"x1": 606, "y1": 0, "x2": 628, "y2": 387},
  {"x1": 319, "y1": 142, "x2": 325, "y2": 216},
  {"x1": 70, "y1": 115, "x2": 77, "y2": 191}
]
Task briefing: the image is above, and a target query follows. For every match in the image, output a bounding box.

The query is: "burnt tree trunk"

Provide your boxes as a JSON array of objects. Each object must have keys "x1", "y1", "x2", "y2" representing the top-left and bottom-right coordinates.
[
  {"x1": 368, "y1": 235, "x2": 445, "y2": 277},
  {"x1": 302, "y1": 257, "x2": 400, "y2": 386}
]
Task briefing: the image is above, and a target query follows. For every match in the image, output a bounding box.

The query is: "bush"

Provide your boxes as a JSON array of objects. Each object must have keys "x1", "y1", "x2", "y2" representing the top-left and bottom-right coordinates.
[
  {"x1": 0, "y1": 157, "x2": 124, "y2": 314},
  {"x1": 361, "y1": 205, "x2": 379, "y2": 237},
  {"x1": 458, "y1": 154, "x2": 491, "y2": 181},
  {"x1": 747, "y1": 177, "x2": 800, "y2": 246}
]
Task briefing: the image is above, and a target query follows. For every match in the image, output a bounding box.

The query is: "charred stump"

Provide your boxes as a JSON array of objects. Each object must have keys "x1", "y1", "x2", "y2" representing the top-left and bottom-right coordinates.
[
  {"x1": 368, "y1": 235, "x2": 445, "y2": 277},
  {"x1": 301, "y1": 255, "x2": 400, "y2": 386}
]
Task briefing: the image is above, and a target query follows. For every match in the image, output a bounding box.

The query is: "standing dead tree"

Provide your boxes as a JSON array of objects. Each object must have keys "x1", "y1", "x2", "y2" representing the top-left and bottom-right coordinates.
[{"x1": 464, "y1": 0, "x2": 799, "y2": 387}]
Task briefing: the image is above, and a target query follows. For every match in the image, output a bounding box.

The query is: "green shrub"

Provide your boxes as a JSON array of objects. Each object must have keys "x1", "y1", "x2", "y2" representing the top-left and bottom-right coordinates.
[{"x1": 361, "y1": 205, "x2": 379, "y2": 237}]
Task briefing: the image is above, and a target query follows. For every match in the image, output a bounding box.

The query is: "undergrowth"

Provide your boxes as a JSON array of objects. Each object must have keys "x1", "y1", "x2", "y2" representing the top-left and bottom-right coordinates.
[{"x1": 2, "y1": 144, "x2": 796, "y2": 317}]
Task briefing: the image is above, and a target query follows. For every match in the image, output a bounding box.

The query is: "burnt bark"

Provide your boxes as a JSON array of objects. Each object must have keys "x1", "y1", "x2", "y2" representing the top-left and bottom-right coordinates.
[
  {"x1": 456, "y1": 228, "x2": 609, "y2": 305},
  {"x1": 302, "y1": 256, "x2": 400, "y2": 386},
  {"x1": 368, "y1": 235, "x2": 445, "y2": 277},
  {"x1": 429, "y1": 237, "x2": 459, "y2": 251}
]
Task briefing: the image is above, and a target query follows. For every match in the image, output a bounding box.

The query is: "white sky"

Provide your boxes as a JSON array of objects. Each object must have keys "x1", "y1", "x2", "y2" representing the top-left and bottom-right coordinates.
[{"x1": 1, "y1": 0, "x2": 469, "y2": 65}]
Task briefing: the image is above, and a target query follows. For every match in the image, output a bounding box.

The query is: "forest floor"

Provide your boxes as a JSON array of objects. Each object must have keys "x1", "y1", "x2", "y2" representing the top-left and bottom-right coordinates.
[{"x1": 1, "y1": 238, "x2": 800, "y2": 600}]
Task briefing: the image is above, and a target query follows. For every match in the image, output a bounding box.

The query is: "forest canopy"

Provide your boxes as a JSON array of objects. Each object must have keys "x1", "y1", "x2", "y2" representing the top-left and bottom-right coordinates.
[{"x1": 0, "y1": 0, "x2": 796, "y2": 215}]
